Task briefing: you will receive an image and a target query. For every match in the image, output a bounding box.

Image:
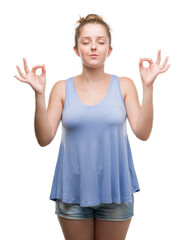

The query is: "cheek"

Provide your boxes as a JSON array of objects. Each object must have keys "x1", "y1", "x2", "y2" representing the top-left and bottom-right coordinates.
[
  {"x1": 102, "y1": 47, "x2": 109, "y2": 56},
  {"x1": 78, "y1": 45, "x2": 88, "y2": 55},
  {"x1": 81, "y1": 48, "x2": 87, "y2": 55},
  {"x1": 99, "y1": 44, "x2": 109, "y2": 52}
]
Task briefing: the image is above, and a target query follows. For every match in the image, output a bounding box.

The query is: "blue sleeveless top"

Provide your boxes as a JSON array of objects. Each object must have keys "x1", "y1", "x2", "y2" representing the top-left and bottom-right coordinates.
[{"x1": 49, "y1": 74, "x2": 140, "y2": 207}]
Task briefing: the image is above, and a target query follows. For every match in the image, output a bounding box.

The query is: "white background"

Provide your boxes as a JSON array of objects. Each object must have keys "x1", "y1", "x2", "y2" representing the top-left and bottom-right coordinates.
[{"x1": 0, "y1": 0, "x2": 184, "y2": 239}]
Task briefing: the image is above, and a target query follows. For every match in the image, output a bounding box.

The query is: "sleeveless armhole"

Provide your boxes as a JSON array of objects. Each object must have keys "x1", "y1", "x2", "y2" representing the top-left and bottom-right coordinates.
[
  {"x1": 63, "y1": 78, "x2": 69, "y2": 108},
  {"x1": 60, "y1": 79, "x2": 68, "y2": 121},
  {"x1": 116, "y1": 76, "x2": 127, "y2": 115}
]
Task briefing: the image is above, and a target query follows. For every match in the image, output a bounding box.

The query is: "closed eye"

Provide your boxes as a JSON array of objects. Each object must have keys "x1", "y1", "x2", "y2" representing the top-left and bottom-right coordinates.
[{"x1": 82, "y1": 42, "x2": 105, "y2": 45}]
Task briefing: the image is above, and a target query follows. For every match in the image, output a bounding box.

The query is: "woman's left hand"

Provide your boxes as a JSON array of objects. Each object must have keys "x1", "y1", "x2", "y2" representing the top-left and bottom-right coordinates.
[{"x1": 139, "y1": 49, "x2": 170, "y2": 87}]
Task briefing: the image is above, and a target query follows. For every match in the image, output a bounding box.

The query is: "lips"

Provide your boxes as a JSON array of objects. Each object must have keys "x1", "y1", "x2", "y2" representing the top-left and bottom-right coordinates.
[{"x1": 90, "y1": 54, "x2": 98, "y2": 56}]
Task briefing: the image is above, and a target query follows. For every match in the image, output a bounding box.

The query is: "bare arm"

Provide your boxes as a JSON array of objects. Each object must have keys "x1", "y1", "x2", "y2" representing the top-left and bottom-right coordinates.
[
  {"x1": 14, "y1": 58, "x2": 64, "y2": 147},
  {"x1": 35, "y1": 81, "x2": 64, "y2": 147},
  {"x1": 135, "y1": 85, "x2": 153, "y2": 140},
  {"x1": 121, "y1": 49, "x2": 170, "y2": 141},
  {"x1": 34, "y1": 92, "x2": 52, "y2": 146},
  {"x1": 122, "y1": 77, "x2": 153, "y2": 141}
]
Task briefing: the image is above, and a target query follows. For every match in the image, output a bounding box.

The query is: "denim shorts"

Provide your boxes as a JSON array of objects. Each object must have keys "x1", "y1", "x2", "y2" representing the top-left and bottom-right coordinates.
[{"x1": 55, "y1": 194, "x2": 134, "y2": 221}]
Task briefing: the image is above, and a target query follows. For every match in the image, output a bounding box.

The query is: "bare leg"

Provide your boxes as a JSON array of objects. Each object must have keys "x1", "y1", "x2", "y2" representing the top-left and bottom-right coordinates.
[
  {"x1": 95, "y1": 217, "x2": 132, "y2": 240},
  {"x1": 57, "y1": 215, "x2": 95, "y2": 240}
]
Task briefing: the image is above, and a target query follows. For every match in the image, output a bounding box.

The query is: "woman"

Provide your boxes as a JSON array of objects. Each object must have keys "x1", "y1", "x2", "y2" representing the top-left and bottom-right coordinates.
[{"x1": 14, "y1": 14, "x2": 170, "y2": 240}]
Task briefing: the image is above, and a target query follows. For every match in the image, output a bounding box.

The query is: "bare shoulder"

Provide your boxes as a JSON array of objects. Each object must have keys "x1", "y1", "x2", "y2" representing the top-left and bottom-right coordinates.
[
  {"x1": 53, "y1": 79, "x2": 66, "y2": 89},
  {"x1": 119, "y1": 76, "x2": 135, "y2": 89},
  {"x1": 118, "y1": 76, "x2": 135, "y2": 101},
  {"x1": 51, "y1": 80, "x2": 66, "y2": 106}
]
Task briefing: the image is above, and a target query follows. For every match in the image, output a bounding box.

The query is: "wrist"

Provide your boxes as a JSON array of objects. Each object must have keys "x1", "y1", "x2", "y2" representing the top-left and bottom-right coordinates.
[
  {"x1": 35, "y1": 91, "x2": 45, "y2": 99},
  {"x1": 142, "y1": 82, "x2": 153, "y2": 91}
]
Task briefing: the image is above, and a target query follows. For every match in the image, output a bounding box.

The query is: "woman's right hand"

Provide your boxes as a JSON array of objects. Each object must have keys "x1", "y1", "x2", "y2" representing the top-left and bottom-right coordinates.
[{"x1": 14, "y1": 58, "x2": 46, "y2": 95}]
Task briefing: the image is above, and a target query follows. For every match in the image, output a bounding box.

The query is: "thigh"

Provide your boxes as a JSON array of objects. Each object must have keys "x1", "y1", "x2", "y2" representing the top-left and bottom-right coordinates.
[
  {"x1": 57, "y1": 216, "x2": 95, "y2": 240},
  {"x1": 55, "y1": 200, "x2": 95, "y2": 240},
  {"x1": 95, "y1": 217, "x2": 132, "y2": 240},
  {"x1": 94, "y1": 194, "x2": 134, "y2": 240}
]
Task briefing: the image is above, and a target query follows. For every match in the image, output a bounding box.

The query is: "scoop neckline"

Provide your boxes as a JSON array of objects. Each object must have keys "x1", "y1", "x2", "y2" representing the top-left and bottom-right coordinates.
[{"x1": 72, "y1": 74, "x2": 113, "y2": 108}]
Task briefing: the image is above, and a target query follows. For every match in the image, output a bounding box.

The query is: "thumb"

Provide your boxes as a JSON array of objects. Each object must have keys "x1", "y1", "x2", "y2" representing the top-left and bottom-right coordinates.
[
  {"x1": 139, "y1": 58, "x2": 143, "y2": 68},
  {"x1": 32, "y1": 64, "x2": 44, "y2": 73},
  {"x1": 42, "y1": 64, "x2": 46, "y2": 75}
]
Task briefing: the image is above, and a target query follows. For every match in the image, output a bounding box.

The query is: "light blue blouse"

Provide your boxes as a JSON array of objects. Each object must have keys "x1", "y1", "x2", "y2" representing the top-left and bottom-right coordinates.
[{"x1": 49, "y1": 74, "x2": 140, "y2": 207}]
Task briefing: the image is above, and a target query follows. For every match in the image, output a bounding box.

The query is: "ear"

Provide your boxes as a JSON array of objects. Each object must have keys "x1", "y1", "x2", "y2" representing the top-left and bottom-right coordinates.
[
  {"x1": 107, "y1": 46, "x2": 113, "y2": 57},
  {"x1": 73, "y1": 46, "x2": 80, "y2": 57}
]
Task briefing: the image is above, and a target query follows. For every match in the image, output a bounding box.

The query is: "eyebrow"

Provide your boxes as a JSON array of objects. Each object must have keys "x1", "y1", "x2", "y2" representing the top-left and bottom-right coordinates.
[{"x1": 81, "y1": 36, "x2": 106, "y2": 40}]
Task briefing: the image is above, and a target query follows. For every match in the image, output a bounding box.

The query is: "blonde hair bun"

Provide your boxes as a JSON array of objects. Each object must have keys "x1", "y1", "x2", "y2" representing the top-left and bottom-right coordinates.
[{"x1": 77, "y1": 14, "x2": 104, "y2": 24}]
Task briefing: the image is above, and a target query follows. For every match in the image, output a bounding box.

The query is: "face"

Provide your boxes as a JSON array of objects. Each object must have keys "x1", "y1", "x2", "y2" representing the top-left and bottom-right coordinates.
[{"x1": 73, "y1": 23, "x2": 113, "y2": 68}]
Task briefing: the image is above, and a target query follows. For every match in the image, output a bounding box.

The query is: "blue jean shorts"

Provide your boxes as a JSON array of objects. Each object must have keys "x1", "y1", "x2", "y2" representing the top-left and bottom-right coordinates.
[{"x1": 55, "y1": 194, "x2": 134, "y2": 221}]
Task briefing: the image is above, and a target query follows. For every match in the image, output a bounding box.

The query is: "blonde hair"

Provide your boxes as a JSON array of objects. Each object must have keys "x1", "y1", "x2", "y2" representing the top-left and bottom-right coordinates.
[{"x1": 74, "y1": 14, "x2": 112, "y2": 51}]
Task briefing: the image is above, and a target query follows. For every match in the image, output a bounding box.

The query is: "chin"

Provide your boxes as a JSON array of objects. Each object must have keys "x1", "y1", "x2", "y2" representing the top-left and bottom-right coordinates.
[
  {"x1": 85, "y1": 64, "x2": 104, "y2": 69},
  {"x1": 82, "y1": 61, "x2": 105, "y2": 68}
]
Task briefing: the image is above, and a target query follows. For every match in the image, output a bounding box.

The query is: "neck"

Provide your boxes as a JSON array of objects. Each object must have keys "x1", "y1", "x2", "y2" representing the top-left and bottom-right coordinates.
[{"x1": 80, "y1": 65, "x2": 109, "y2": 85}]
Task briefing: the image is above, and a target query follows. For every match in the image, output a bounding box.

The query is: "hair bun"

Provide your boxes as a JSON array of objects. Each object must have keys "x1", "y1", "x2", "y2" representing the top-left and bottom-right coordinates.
[
  {"x1": 85, "y1": 14, "x2": 103, "y2": 21},
  {"x1": 76, "y1": 14, "x2": 104, "y2": 24}
]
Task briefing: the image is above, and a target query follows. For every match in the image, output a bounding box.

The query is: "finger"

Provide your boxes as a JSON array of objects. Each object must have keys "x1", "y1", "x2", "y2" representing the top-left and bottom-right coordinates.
[
  {"x1": 32, "y1": 65, "x2": 45, "y2": 73},
  {"x1": 14, "y1": 75, "x2": 27, "y2": 83},
  {"x1": 139, "y1": 58, "x2": 143, "y2": 68},
  {"x1": 155, "y1": 49, "x2": 161, "y2": 65},
  {"x1": 140, "y1": 58, "x2": 153, "y2": 64},
  {"x1": 42, "y1": 64, "x2": 46, "y2": 75},
  {"x1": 16, "y1": 65, "x2": 26, "y2": 79},
  {"x1": 159, "y1": 64, "x2": 170, "y2": 74},
  {"x1": 160, "y1": 56, "x2": 169, "y2": 70},
  {"x1": 23, "y1": 58, "x2": 30, "y2": 74}
]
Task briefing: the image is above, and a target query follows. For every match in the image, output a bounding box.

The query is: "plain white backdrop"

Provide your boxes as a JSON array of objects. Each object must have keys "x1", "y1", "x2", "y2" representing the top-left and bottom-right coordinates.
[{"x1": 0, "y1": 0, "x2": 184, "y2": 239}]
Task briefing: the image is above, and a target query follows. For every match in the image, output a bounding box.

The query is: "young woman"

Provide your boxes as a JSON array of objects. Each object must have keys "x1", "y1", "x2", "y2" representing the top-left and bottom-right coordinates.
[{"x1": 14, "y1": 14, "x2": 170, "y2": 240}]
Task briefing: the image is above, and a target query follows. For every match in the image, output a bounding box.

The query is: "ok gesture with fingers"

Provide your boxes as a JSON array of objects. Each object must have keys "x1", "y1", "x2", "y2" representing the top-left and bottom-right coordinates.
[
  {"x1": 139, "y1": 49, "x2": 170, "y2": 87},
  {"x1": 14, "y1": 58, "x2": 46, "y2": 94}
]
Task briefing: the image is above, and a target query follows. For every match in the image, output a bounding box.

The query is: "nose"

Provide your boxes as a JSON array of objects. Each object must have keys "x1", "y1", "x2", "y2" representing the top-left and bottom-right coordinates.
[{"x1": 91, "y1": 42, "x2": 97, "y2": 51}]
